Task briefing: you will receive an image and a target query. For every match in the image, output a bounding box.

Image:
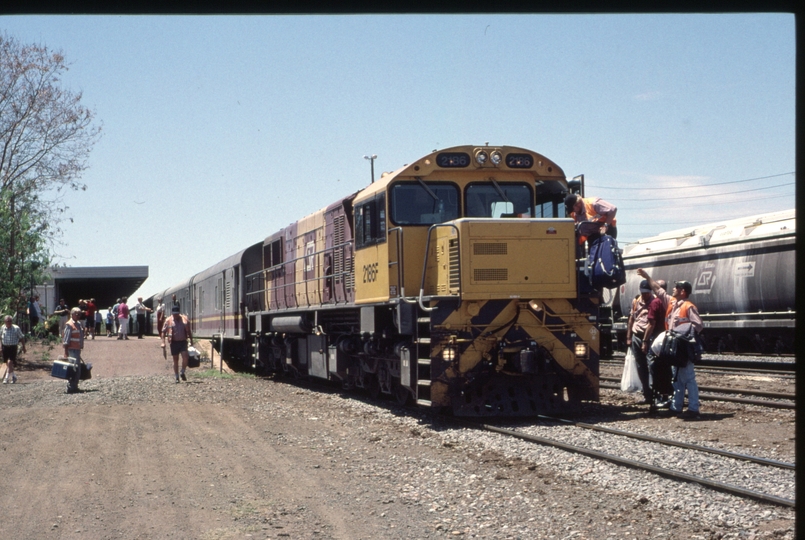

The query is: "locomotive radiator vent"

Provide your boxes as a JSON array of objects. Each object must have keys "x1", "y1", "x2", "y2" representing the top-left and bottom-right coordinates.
[
  {"x1": 474, "y1": 242, "x2": 508, "y2": 255},
  {"x1": 449, "y1": 239, "x2": 460, "y2": 290},
  {"x1": 474, "y1": 268, "x2": 508, "y2": 281}
]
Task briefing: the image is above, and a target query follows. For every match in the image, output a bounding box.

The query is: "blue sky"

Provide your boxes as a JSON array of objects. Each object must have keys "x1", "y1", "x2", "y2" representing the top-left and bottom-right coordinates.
[{"x1": 1, "y1": 14, "x2": 796, "y2": 301}]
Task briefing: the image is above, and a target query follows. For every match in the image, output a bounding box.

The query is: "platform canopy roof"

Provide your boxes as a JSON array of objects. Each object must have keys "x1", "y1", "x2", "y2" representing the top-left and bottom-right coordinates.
[{"x1": 47, "y1": 266, "x2": 149, "y2": 309}]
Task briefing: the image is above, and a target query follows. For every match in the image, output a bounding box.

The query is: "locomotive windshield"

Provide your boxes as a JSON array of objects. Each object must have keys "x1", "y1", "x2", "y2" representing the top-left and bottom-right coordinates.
[
  {"x1": 465, "y1": 182, "x2": 533, "y2": 218},
  {"x1": 389, "y1": 181, "x2": 460, "y2": 225}
]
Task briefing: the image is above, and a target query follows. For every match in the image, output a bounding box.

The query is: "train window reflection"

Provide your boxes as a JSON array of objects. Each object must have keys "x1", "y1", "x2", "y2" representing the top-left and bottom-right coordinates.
[
  {"x1": 389, "y1": 182, "x2": 460, "y2": 225},
  {"x1": 465, "y1": 183, "x2": 533, "y2": 218}
]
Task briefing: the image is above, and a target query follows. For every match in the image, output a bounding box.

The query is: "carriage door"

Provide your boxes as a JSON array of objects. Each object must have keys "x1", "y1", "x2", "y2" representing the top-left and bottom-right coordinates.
[{"x1": 230, "y1": 267, "x2": 240, "y2": 337}]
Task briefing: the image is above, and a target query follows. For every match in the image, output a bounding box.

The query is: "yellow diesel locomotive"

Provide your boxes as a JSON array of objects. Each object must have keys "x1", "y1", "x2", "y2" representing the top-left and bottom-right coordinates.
[
  {"x1": 245, "y1": 144, "x2": 601, "y2": 416},
  {"x1": 154, "y1": 145, "x2": 602, "y2": 416}
]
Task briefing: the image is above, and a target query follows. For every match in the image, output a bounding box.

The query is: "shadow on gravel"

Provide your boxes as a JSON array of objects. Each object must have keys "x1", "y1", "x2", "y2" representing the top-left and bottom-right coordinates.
[{"x1": 12, "y1": 360, "x2": 54, "y2": 373}]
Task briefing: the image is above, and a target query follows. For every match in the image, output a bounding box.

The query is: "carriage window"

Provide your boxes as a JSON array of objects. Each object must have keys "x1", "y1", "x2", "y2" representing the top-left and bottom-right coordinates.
[
  {"x1": 389, "y1": 182, "x2": 460, "y2": 225},
  {"x1": 355, "y1": 193, "x2": 387, "y2": 249},
  {"x1": 465, "y1": 183, "x2": 533, "y2": 218},
  {"x1": 264, "y1": 239, "x2": 282, "y2": 268}
]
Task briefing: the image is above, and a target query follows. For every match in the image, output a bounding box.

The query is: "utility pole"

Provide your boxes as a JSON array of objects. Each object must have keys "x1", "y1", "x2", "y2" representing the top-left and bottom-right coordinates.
[{"x1": 363, "y1": 154, "x2": 377, "y2": 183}]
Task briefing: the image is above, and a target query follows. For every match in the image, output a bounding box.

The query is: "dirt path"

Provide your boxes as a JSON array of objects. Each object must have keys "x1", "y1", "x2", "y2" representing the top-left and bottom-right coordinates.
[{"x1": 0, "y1": 337, "x2": 429, "y2": 539}]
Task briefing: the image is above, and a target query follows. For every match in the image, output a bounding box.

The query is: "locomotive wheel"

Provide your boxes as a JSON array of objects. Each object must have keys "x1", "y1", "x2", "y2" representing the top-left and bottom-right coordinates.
[{"x1": 393, "y1": 380, "x2": 411, "y2": 405}]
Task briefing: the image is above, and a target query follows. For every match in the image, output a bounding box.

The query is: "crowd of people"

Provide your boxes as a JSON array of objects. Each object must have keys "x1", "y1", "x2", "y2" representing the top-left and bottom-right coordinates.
[
  {"x1": 4, "y1": 293, "x2": 194, "y2": 393},
  {"x1": 627, "y1": 269, "x2": 703, "y2": 419},
  {"x1": 564, "y1": 192, "x2": 702, "y2": 419}
]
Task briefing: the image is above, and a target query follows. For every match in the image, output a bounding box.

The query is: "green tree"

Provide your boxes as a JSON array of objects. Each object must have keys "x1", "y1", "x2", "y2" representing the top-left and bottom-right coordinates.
[{"x1": 0, "y1": 33, "x2": 100, "y2": 317}]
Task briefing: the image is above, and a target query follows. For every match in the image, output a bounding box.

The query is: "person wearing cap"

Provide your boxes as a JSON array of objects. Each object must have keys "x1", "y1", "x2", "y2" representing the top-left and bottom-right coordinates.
[
  {"x1": 625, "y1": 279, "x2": 655, "y2": 405},
  {"x1": 564, "y1": 193, "x2": 618, "y2": 241},
  {"x1": 641, "y1": 278, "x2": 673, "y2": 410},
  {"x1": 665, "y1": 279, "x2": 703, "y2": 419},
  {"x1": 63, "y1": 307, "x2": 85, "y2": 394},
  {"x1": 162, "y1": 306, "x2": 193, "y2": 383}
]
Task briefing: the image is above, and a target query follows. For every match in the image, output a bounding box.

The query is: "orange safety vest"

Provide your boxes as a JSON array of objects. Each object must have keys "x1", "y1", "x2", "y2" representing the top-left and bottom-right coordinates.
[
  {"x1": 65, "y1": 320, "x2": 82, "y2": 349},
  {"x1": 666, "y1": 299, "x2": 693, "y2": 331},
  {"x1": 580, "y1": 198, "x2": 617, "y2": 227},
  {"x1": 575, "y1": 198, "x2": 617, "y2": 244}
]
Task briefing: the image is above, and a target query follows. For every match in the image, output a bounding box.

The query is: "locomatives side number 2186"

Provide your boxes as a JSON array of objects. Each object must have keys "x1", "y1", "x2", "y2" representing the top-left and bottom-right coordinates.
[{"x1": 362, "y1": 262, "x2": 379, "y2": 283}]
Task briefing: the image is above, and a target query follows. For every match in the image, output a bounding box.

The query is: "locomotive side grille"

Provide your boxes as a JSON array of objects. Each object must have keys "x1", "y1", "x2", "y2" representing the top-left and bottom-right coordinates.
[
  {"x1": 334, "y1": 214, "x2": 345, "y2": 283},
  {"x1": 474, "y1": 268, "x2": 508, "y2": 281},
  {"x1": 474, "y1": 242, "x2": 508, "y2": 255},
  {"x1": 449, "y1": 239, "x2": 460, "y2": 290},
  {"x1": 225, "y1": 280, "x2": 232, "y2": 309},
  {"x1": 344, "y1": 252, "x2": 355, "y2": 291}
]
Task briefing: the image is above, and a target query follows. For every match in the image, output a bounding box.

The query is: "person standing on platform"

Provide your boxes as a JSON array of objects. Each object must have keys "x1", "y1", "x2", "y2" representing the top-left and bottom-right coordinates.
[
  {"x1": 117, "y1": 297, "x2": 130, "y2": 340},
  {"x1": 162, "y1": 306, "x2": 193, "y2": 383},
  {"x1": 85, "y1": 298, "x2": 97, "y2": 340},
  {"x1": 63, "y1": 307, "x2": 84, "y2": 394},
  {"x1": 155, "y1": 297, "x2": 166, "y2": 339},
  {"x1": 133, "y1": 297, "x2": 153, "y2": 339},
  {"x1": 52, "y1": 299, "x2": 70, "y2": 337},
  {"x1": 2, "y1": 315, "x2": 26, "y2": 384},
  {"x1": 105, "y1": 308, "x2": 114, "y2": 337},
  {"x1": 27, "y1": 294, "x2": 42, "y2": 334}
]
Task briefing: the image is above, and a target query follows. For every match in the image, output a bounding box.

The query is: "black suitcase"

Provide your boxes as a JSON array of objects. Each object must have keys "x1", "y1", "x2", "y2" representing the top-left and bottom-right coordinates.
[{"x1": 649, "y1": 354, "x2": 674, "y2": 396}]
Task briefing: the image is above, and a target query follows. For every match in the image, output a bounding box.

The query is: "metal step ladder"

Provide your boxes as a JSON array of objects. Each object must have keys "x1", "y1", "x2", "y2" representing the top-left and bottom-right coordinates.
[{"x1": 414, "y1": 316, "x2": 432, "y2": 407}]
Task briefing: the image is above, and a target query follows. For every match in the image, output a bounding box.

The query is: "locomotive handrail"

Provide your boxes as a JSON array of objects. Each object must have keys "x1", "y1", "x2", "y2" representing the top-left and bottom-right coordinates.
[
  {"x1": 244, "y1": 240, "x2": 354, "y2": 312},
  {"x1": 418, "y1": 222, "x2": 462, "y2": 312}
]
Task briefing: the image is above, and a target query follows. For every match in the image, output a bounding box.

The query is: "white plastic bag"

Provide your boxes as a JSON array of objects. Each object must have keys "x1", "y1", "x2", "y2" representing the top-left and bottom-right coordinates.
[{"x1": 620, "y1": 348, "x2": 643, "y2": 393}]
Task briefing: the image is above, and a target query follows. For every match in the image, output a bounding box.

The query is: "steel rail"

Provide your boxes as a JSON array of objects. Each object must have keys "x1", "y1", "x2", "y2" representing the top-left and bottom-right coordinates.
[
  {"x1": 455, "y1": 419, "x2": 795, "y2": 508},
  {"x1": 599, "y1": 383, "x2": 796, "y2": 409},
  {"x1": 600, "y1": 359, "x2": 795, "y2": 377},
  {"x1": 534, "y1": 415, "x2": 795, "y2": 470},
  {"x1": 599, "y1": 376, "x2": 795, "y2": 400}
]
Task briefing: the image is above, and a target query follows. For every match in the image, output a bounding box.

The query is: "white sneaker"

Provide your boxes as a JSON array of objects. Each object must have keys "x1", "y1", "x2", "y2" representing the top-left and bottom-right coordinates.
[
  {"x1": 2, "y1": 378, "x2": 6, "y2": 384},
  {"x1": 11, "y1": 374, "x2": 16, "y2": 384}
]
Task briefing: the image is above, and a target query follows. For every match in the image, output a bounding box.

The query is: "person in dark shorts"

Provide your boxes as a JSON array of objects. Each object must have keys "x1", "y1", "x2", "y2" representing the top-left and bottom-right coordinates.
[
  {"x1": 161, "y1": 306, "x2": 193, "y2": 383},
  {"x1": 63, "y1": 307, "x2": 84, "y2": 394},
  {"x1": 2, "y1": 315, "x2": 26, "y2": 384}
]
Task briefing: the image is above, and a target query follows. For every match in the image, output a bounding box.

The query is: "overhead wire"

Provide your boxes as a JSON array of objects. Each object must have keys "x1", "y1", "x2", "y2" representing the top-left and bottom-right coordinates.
[{"x1": 589, "y1": 171, "x2": 795, "y2": 190}]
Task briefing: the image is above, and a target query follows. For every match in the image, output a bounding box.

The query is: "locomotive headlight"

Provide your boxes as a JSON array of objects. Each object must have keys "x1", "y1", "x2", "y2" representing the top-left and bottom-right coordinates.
[
  {"x1": 475, "y1": 150, "x2": 488, "y2": 165},
  {"x1": 490, "y1": 151, "x2": 502, "y2": 165},
  {"x1": 574, "y1": 342, "x2": 589, "y2": 358},
  {"x1": 442, "y1": 347, "x2": 456, "y2": 361}
]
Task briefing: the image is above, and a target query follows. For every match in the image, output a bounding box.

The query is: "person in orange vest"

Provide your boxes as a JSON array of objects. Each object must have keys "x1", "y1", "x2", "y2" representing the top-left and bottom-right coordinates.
[
  {"x1": 665, "y1": 280, "x2": 703, "y2": 419},
  {"x1": 564, "y1": 194, "x2": 618, "y2": 240},
  {"x1": 62, "y1": 307, "x2": 85, "y2": 394}
]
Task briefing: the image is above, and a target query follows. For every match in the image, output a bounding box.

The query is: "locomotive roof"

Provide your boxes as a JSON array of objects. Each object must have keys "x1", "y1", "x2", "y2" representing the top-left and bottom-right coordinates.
[
  {"x1": 355, "y1": 144, "x2": 567, "y2": 201},
  {"x1": 623, "y1": 208, "x2": 795, "y2": 258}
]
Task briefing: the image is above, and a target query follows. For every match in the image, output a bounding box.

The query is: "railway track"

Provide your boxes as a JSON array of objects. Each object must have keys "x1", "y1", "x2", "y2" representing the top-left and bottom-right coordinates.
[
  {"x1": 454, "y1": 416, "x2": 795, "y2": 508},
  {"x1": 600, "y1": 358, "x2": 795, "y2": 377},
  {"x1": 599, "y1": 378, "x2": 795, "y2": 409}
]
